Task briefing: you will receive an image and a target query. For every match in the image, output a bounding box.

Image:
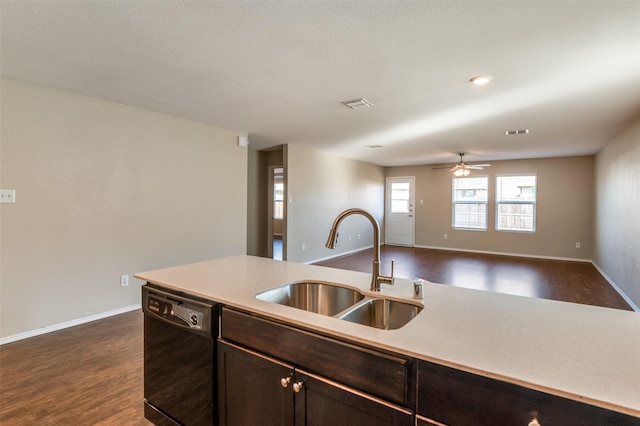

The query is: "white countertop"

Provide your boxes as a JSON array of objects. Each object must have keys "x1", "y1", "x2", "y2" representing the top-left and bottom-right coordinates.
[{"x1": 135, "y1": 255, "x2": 640, "y2": 417}]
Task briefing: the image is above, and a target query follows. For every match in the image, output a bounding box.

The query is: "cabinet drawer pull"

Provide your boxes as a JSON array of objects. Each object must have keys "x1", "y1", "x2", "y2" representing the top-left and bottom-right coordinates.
[
  {"x1": 280, "y1": 376, "x2": 292, "y2": 388},
  {"x1": 292, "y1": 381, "x2": 304, "y2": 393}
]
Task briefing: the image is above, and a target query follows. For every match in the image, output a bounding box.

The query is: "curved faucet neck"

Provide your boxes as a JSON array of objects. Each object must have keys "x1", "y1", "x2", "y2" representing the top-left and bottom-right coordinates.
[
  {"x1": 326, "y1": 208, "x2": 391, "y2": 291},
  {"x1": 326, "y1": 208, "x2": 380, "y2": 259}
]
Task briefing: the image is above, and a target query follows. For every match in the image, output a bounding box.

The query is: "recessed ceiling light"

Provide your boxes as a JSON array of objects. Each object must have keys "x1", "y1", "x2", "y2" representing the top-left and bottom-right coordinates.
[
  {"x1": 469, "y1": 75, "x2": 493, "y2": 85},
  {"x1": 342, "y1": 98, "x2": 373, "y2": 109}
]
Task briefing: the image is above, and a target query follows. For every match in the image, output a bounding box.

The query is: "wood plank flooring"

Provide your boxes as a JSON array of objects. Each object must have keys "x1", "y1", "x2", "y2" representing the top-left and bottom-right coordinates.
[
  {"x1": 0, "y1": 310, "x2": 149, "y2": 425},
  {"x1": 314, "y1": 245, "x2": 633, "y2": 310},
  {"x1": 0, "y1": 248, "x2": 632, "y2": 425}
]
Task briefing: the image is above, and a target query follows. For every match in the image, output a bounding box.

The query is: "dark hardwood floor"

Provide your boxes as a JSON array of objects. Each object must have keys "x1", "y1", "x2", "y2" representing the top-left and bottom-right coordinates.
[
  {"x1": 0, "y1": 248, "x2": 632, "y2": 425},
  {"x1": 0, "y1": 310, "x2": 149, "y2": 425},
  {"x1": 314, "y1": 245, "x2": 633, "y2": 311}
]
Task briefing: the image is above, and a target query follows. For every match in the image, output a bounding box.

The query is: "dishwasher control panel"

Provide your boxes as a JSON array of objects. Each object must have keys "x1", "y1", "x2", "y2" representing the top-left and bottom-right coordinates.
[{"x1": 143, "y1": 286, "x2": 213, "y2": 334}]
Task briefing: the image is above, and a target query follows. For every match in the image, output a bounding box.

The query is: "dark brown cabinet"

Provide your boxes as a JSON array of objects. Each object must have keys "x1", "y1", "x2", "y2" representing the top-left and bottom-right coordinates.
[
  {"x1": 218, "y1": 307, "x2": 414, "y2": 426},
  {"x1": 218, "y1": 340, "x2": 412, "y2": 426},
  {"x1": 217, "y1": 341, "x2": 294, "y2": 426},
  {"x1": 216, "y1": 306, "x2": 637, "y2": 426},
  {"x1": 417, "y1": 360, "x2": 640, "y2": 426},
  {"x1": 295, "y1": 368, "x2": 412, "y2": 426},
  {"x1": 219, "y1": 307, "x2": 415, "y2": 406}
]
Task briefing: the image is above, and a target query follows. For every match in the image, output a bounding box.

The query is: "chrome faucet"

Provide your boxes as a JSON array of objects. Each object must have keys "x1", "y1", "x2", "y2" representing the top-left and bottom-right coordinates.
[{"x1": 325, "y1": 208, "x2": 394, "y2": 292}]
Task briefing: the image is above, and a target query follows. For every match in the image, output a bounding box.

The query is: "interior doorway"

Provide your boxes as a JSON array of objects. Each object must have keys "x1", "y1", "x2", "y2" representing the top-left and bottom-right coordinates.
[{"x1": 268, "y1": 166, "x2": 284, "y2": 260}]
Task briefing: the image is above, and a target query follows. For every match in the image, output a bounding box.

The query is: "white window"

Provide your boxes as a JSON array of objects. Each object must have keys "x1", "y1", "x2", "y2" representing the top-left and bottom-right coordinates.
[
  {"x1": 452, "y1": 177, "x2": 488, "y2": 230},
  {"x1": 496, "y1": 175, "x2": 536, "y2": 232},
  {"x1": 273, "y1": 169, "x2": 284, "y2": 219}
]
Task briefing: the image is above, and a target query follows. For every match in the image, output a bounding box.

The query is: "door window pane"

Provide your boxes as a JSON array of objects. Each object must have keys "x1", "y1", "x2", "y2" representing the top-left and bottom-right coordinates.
[{"x1": 391, "y1": 182, "x2": 410, "y2": 213}]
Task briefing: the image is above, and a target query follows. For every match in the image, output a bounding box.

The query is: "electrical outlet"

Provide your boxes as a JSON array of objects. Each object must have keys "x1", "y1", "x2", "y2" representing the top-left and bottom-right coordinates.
[
  {"x1": 302, "y1": 243, "x2": 306, "y2": 252},
  {"x1": 575, "y1": 242, "x2": 581, "y2": 249},
  {"x1": 120, "y1": 275, "x2": 129, "y2": 287},
  {"x1": 444, "y1": 233, "x2": 448, "y2": 240},
  {"x1": 357, "y1": 234, "x2": 361, "y2": 240},
  {"x1": 348, "y1": 235, "x2": 352, "y2": 242},
  {"x1": 0, "y1": 189, "x2": 16, "y2": 203}
]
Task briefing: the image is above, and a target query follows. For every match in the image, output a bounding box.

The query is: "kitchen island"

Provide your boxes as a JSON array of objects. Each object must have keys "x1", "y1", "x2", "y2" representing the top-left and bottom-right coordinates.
[{"x1": 135, "y1": 255, "x2": 640, "y2": 423}]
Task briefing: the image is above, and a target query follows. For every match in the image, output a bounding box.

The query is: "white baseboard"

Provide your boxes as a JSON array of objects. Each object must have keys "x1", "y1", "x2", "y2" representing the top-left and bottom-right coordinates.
[
  {"x1": 412, "y1": 244, "x2": 591, "y2": 263},
  {"x1": 590, "y1": 262, "x2": 640, "y2": 312},
  {"x1": 304, "y1": 245, "x2": 374, "y2": 265},
  {"x1": 410, "y1": 245, "x2": 638, "y2": 311},
  {"x1": 310, "y1": 243, "x2": 638, "y2": 311},
  {"x1": 307, "y1": 243, "x2": 590, "y2": 266},
  {"x1": 0, "y1": 304, "x2": 141, "y2": 345}
]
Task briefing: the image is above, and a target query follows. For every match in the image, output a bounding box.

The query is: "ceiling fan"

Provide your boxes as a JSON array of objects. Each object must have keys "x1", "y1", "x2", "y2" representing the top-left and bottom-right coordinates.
[{"x1": 433, "y1": 153, "x2": 491, "y2": 177}]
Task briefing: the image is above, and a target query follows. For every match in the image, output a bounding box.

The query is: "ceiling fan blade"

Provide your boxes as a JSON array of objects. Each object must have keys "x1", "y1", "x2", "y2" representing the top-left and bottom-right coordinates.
[{"x1": 432, "y1": 156, "x2": 490, "y2": 171}]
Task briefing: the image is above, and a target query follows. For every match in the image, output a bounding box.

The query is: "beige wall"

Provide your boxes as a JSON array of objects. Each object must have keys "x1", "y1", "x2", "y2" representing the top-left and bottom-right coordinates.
[
  {"x1": 595, "y1": 117, "x2": 640, "y2": 308},
  {"x1": 285, "y1": 144, "x2": 385, "y2": 263},
  {"x1": 386, "y1": 156, "x2": 595, "y2": 259},
  {"x1": 0, "y1": 78, "x2": 248, "y2": 339}
]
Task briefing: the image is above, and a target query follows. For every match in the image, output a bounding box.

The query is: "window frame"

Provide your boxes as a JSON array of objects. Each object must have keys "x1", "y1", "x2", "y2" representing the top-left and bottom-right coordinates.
[
  {"x1": 273, "y1": 173, "x2": 284, "y2": 220},
  {"x1": 451, "y1": 175, "x2": 489, "y2": 231},
  {"x1": 495, "y1": 174, "x2": 537, "y2": 233}
]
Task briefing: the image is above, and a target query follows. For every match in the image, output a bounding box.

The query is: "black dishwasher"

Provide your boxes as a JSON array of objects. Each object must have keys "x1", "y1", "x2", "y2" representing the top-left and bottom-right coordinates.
[{"x1": 143, "y1": 284, "x2": 219, "y2": 425}]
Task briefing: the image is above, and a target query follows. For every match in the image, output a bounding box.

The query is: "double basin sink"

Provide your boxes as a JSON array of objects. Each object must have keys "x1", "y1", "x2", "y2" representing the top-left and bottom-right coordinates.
[{"x1": 255, "y1": 280, "x2": 423, "y2": 330}]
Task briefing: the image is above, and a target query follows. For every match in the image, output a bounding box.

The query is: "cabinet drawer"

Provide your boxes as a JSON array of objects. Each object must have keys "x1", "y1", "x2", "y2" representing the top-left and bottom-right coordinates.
[
  {"x1": 221, "y1": 307, "x2": 413, "y2": 406},
  {"x1": 417, "y1": 360, "x2": 639, "y2": 426}
]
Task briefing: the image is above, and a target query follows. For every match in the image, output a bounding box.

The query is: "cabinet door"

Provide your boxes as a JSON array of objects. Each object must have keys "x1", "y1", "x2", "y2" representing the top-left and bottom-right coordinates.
[
  {"x1": 294, "y1": 369, "x2": 413, "y2": 426},
  {"x1": 218, "y1": 341, "x2": 295, "y2": 426},
  {"x1": 417, "y1": 360, "x2": 639, "y2": 426}
]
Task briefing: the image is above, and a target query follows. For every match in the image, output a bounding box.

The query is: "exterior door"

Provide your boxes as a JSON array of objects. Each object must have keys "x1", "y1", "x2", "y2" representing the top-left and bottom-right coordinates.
[{"x1": 385, "y1": 177, "x2": 415, "y2": 246}]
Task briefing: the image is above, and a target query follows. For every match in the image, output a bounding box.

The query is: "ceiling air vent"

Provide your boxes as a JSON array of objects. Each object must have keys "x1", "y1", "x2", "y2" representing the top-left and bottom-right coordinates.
[
  {"x1": 342, "y1": 98, "x2": 373, "y2": 109},
  {"x1": 506, "y1": 129, "x2": 530, "y2": 136}
]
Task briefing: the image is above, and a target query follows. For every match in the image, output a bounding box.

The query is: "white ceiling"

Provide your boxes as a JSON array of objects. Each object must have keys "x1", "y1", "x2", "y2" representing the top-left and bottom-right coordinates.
[{"x1": 2, "y1": 1, "x2": 640, "y2": 167}]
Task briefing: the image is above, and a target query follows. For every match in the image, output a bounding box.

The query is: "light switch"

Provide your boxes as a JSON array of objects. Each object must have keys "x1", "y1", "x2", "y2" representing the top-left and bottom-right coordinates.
[{"x1": 0, "y1": 189, "x2": 16, "y2": 203}]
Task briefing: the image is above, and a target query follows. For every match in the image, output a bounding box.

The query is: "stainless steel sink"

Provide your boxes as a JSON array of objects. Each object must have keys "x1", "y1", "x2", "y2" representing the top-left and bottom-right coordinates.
[
  {"x1": 255, "y1": 280, "x2": 365, "y2": 316},
  {"x1": 338, "y1": 298, "x2": 423, "y2": 330},
  {"x1": 255, "y1": 281, "x2": 422, "y2": 329}
]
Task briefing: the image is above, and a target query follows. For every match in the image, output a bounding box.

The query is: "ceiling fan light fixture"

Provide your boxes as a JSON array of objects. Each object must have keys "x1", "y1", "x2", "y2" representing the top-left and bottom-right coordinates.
[
  {"x1": 453, "y1": 168, "x2": 470, "y2": 177},
  {"x1": 469, "y1": 75, "x2": 493, "y2": 85},
  {"x1": 434, "y1": 153, "x2": 490, "y2": 176}
]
